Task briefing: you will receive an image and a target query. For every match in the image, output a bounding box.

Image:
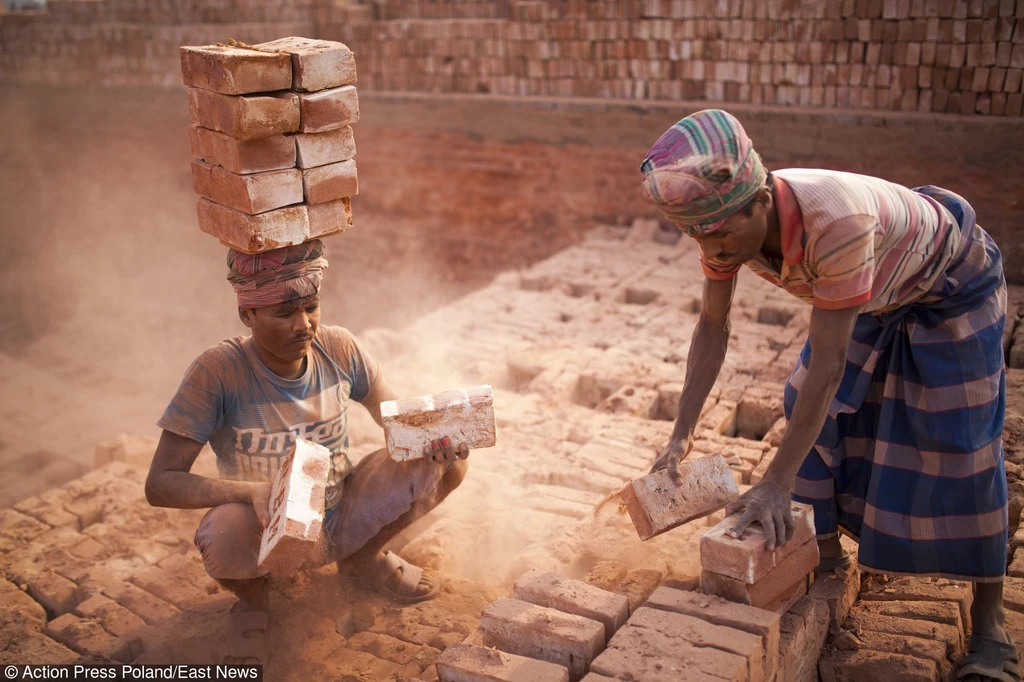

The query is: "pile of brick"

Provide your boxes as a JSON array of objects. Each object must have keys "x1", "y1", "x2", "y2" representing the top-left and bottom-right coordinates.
[{"x1": 180, "y1": 37, "x2": 359, "y2": 254}]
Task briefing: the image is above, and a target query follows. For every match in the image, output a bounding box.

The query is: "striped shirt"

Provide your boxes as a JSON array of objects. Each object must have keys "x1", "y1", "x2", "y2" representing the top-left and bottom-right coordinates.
[{"x1": 701, "y1": 168, "x2": 964, "y2": 312}]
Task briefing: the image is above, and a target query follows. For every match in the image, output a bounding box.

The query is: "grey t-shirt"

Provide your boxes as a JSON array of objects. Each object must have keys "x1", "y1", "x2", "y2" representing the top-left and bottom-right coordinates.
[{"x1": 158, "y1": 325, "x2": 379, "y2": 508}]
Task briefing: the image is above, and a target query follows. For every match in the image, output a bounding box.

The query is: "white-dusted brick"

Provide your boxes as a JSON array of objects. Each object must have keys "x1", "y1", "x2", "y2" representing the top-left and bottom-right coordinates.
[
  {"x1": 700, "y1": 503, "x2": 816, "y2": 583},
  {"x1": 381, "y1": 385, "x2": 496, "y2": 461}
]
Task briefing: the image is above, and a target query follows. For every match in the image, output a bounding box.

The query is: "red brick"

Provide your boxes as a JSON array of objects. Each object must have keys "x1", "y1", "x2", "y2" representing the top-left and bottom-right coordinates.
[
  {"x1": 26, "y1": 572, "x2": 78, "y2": 618},
  {"x1": 853, "y1": 599, "x2": 963, "y2": 634},
  {"x1": 646, "y1": 586, "x2": 780, "y2": 678},
  {"x1": 480, "y1": 599, "x2": 604, "y2": 682},
  {"x1": 701, "y1": 535, "x2": 817, "y2": 607},
  {"x1": 818, "y1": 649, "x2": 938, "y2": 681},
  {"x1": 0, "y1": 508, "x2": 51, "y2": 553},
  {"x1": 74, "y1": 594, "x2": 147, "y2": 637},
  {"x1": 13, "y1": 495, "x2": 80, "y2": 530},
  {"x1": 590, "y1": 609, "x2": 748, "y2": 681},
  {"x1": 191, "y1": 161, "x2": 303, "y2": 214},
  {"x1": 179, "y1": 44, "x2": 292, "y2": 95},
  {"x1": 102, "y1": 582, "x2": 179, "y2": 626},
  {"x1": 44, "y1": 612, "x2": 133, "y2": 662},
  {"x1": 186, "y1": 87, "x2": 300, "y2": 141},
  {"x1": 807, "y1": 561, "x2": 861, "y2": 630},
  {"x1": 255, "y1": 37, "x2": 357, "y2": 93},
  {"x1": 0, "y1": 632, "x2": 79, "y2": 665},
  {"x1": 851, "y1": 630, "x2": 950, "y2": 676},
  {"x1": 308, "y1": 197, "x2": 353, "y2": 239},
  {"x1": 0, "y1": 578, "x2": 47, "y2": 626},
  {"x1": 775, "y1": 596, "x2": 829, "y2": 682},
  {"x1": 620, "y1": 453, "x2": 739, "y2": 540},
  {"x1": 294, "y1": 126, "x2": 357, "y2": 169},
  {"x1": 859, "y1": 575, "x2": 972, "y2": 629},
  {"x1": 195, "y1": 198, "x2": 309, "y2": 253},
  {"x1": 435, "y1": 642, "x2": 570, "y2": 682},
  {"x1": 845, "y1": 607, "x2": 962, "y2": 658},
  {"x1": 302, "y1": 159, "x2": 358, "y2": 204},
  {"x1": 513, "y1": 570, "x2": 628, "y2": 643},
  {"x1": 129, "y1": 564, "x2": 214, "y2": 611},
  {"x1": 700, "y1": 502, "x2": 815, "y2": 582},
  {"x1": 188, "y1": 126, "x2": 296, "y2": 175},
  {"x1": 298, "y1": 85, "x2": 360, "y2": 133}
]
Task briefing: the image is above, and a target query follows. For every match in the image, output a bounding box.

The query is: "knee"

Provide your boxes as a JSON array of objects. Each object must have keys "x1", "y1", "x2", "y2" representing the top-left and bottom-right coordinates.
[{"x1": 193, "y1": 503, "x2": 264, "y2": 581}]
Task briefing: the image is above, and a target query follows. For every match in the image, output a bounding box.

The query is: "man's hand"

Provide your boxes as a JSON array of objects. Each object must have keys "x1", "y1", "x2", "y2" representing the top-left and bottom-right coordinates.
[
  {"x1": 650, "y1": 438, "x2": 694, "y2": 485},
  {"x1": 724, "y1": 480, "x2": 795, "y2": 550},
  {"x1": 423, "y1": 436, "x2": 470, "y2": 464},
  {"x1": 248, "y1": 482, "x2": 273, "y2": 528}
]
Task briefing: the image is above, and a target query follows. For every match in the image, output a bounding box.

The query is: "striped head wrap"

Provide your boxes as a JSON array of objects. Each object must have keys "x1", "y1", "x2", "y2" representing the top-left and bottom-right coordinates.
[
  {"x1": 227, "y1": 240, "x2": 329, "y2": 308},
  {"x1": 640, "y1": 109, "x2": 767, "y2": 236}
]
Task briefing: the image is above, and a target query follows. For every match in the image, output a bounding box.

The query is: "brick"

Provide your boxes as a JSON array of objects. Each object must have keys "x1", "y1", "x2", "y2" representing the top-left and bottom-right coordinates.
[
  {"x1": 818, "y1": 649, "x2": 938, "y2": 682},
  {"x1": 590, "y1": 609, "x2": 748, "y2": 681},
  {"x1": 346, "y1": 631, "x2": 439, "y2": 669},
  {"x1": 701, "y1": 537, "x2": 818, "y2": 608},
  {"x1": 13, "y1": 495, "x2": 80, "y2": 530},
  {"x1": 646, "y1": 587, "x2": 780, "y2": 679},
  {"x1": 257, "y1": 438, "x2": 330, "y2": 576},
  {"x1": 845, "y1": 607, "x2": 962, "y2": 658},
  {"x1": 129, "y1": 565, "x2": 213, "y2": 612},
  {"x1": 620, "y1": 453, "x2": 739, "y2": 541},
  {"x1": 700, "y1": 502, "x2": 815, "y2": 582},
  {"x1": 859, "y1": 575, "x2": 973, "y2": 629},
  {"x1": 103, "y1": 583, "x2": 179, "y2": 626},
  {"x1": 853, "y1": 599, "x2": 963, "y2": 634},
  {"x1": 179, "y1": 44, "x2": 291, "y2": 95},
  {"x1": 191, "y1": 161, "x2": 303, "y2": 214},
  {"x1": 26, "y1": 572, "x2": 78, "y2": 618},
  {"x1": 776, "y1": 596, "x2": 829, "y2": 682},
  {"x1": 852, "y1": 629, "x2": 950, "y2": 675},
  {"x1": 614, "y1": 568, "x2": 664, "y2": 614},
  {"x1": 512, "y1": 570, "x2": 628, "y2": 643},
  {"x1": 807, "y1": 561, "x2": 861, "y2": 630},
  {"x1": 188, "y1": 126, "x2": 296, "y2": 175},
  {"x1": 582, "y1": 562, "x2": 628, "y2": 591},
  {"x1": 0, "y1": 508, "x2": 51, "y2": 553},
  {"x1": 255, "y1": 37, "x2": 357, "y2": 93},
  {"x1": 382, "y1": 385, "x2": 496, "y2": 461},
  {"x1": 294, "y1": 126, "x2": 357, "y2": 168},
  {"x1": 436, "y1": 642, "x2": 569, "y2": 682},
  {"x1": 196, "y1": 198, "x2": 309, "y2": 254},
  {"x1": 0, "y1": 632, "x2": 79, "y2": 665},
  {"x1": 186, "y1": 87, "x2": 300, "y2": 141},
  {"x1": 480, "y1": 599, "x2": 604, "y2": 682},
  {"x1": 302, "y1": 159, "x2": 358, "y2": 204},
  {"x1": 0, "y1": 578, "x2": 47, "y2": 626},
  {"x1": 307, "y1": 197, "x2": 353, "y2": 239},
  {"x1": 74, "y1": 594, "x2": 147, "y2": 638},
  {"x1": 298, "y1": 85, "x2": 360, "y2": 133},
  {"x1": 44, "y1": 612, "x2": 132, "y2": 662}
]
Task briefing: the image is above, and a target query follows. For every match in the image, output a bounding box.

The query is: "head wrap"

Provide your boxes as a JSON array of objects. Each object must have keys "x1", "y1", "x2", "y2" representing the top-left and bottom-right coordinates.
[
  {"x1": 640, "y1": 109, "x2": 767, "y2": 236},
  {"x1": 227, "y1": 240, "x2": 328, "y2": 309}
]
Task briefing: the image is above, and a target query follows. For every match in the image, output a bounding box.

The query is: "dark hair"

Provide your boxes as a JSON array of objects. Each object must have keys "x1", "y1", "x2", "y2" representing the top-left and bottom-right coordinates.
[{"x1": 738, "y1": 172, "x2": 775, "y2": 217}]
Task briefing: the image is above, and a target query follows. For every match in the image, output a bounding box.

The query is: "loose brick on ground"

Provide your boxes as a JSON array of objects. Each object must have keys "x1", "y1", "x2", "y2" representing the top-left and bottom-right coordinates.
[
  {"x1": 44, "y1": 612, "x2": 133, "y2": 662},
  {"x1": 75, "y1": 594, "x2": 147, "y2": 637},
  {"x1": 701, "y1": 502, "x2": 815, "y2": 582},
  {"x1": 102, "y1": 582, "x2": 179, "y2": 626},
  {"x1": 619, "y1": 453, "x2": 739, "y2": 540},
  {"x1": 853, "y1": 599, "x2": 963, "y2": 630},
  {"x1": 818, "y1": 649, "x2": 939, "y2": 682},
  {"x1": 860, "y1": 575, "x2": 973, "y2": 628},
  {"x1": 191, "y1": 161, "x2": 303, "y2": 214},
  {"x1": 13, "y1": 494, "x2": 80, "y2": 530},
  {"x1": 346, "y1": 631, "x2": 439, "y2": 670},
  {"x1": 26, "y1": 572, "x2": 78, "y2": 618},
  {"x1": 307, "y1": 197, "x2": 353, "y2": 238},
  {"x1": 298, "y1": 85, "x2": 360, "y2": 133},
  {"x1": 701, "y1": 537, "x2": 818, "y2": 608},
  {"x1": 188, "y1": 126, "x2": 296, "y2": 175},
  {"x1": 0, "y1": 508, "x2": 51, "y2": 553},
  {"x1": 382, "y1": 385, "x2": 496, "y2": 461},
  {"x1": 255, "y1": 37, "x2": 357, "y2": 92},
  {"x1": 480, "y1": 598, "x2": 604, "y2": 682},
  {"x1": 512, "y1": 569, "x2": 629, "y2": 642},
  {"x1": 187, "y1": 88, "x2": 300, "y2": 141},
  {"x1": 775, "y1": 596, "x2": 828, "y2": 682},
  {"x1": 179, "y1": 44, "x2": 292, "y2": 95},
  {"x1": 807, "y1": 561, "x2": 861, "y2": 630},
  {"x1": 435, "y1": 642, "x2": 570, "y2": 682},
  {"x1": 845, "y1": 608, "x2": 962, "y2": 658},
  {"x1": 0, "y1": 632, "x2": 79, "y2": 665},
  {"x1": 196, "y1": 198, "x2": 309, "y2": 254},
  {"x1": 851, "y1": 630, "x2": 951, "y2": 677},
  {"x1": 302, "y1": 159, "x2": 358, "y2": 204},
  {"x1": 293, "y1": 126, "x2": 356, "y2": 169},
  {"x1": 129, "y1": 564, "x2": 214, "y2": 612},
  {"x1": 646, "y1": 586, "x2": 780, "y2": 678}
]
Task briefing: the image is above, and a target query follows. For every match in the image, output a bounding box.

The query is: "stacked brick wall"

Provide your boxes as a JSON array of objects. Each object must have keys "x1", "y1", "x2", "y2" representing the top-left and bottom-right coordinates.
[{"x1": 2, "y1": 0, "x2": 1023, "y2": 116}]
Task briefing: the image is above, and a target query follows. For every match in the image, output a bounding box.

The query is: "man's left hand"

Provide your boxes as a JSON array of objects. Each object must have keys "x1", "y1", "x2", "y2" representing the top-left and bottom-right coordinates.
[
  {"x1": 423, "y1": 436, "x2": 470, "y2": 464},
  {"x1": 724, "y1": 480, "x2": 795, "y2": 550}
]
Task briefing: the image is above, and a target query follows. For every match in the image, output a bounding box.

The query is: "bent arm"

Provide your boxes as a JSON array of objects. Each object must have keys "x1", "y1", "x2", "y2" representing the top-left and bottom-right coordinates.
[
  {"x1": 359, "y1": 374, "x2": 400, "y2": 429},
  {"x1": 145, "y1": 430, "x2": 263, "y2": 510},
  {"x1": 669, "y1": 276, "x2": 737, "y2": 447},
  {"x1": 762, "y1": 305, "x2": 861, "y2": 489}
]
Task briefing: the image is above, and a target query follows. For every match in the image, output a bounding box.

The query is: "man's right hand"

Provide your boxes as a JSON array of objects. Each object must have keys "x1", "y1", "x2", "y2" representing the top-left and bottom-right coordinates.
[
  {"x1": 248, "y1": 482, "x2": 273, "y2": 528},
  {"x1": 650, "y1": 438, "x2": 694, "y2": 485}
]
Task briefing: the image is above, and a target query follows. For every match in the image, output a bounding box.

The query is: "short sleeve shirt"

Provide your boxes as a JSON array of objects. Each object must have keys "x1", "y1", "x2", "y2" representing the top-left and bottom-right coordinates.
[
  {"x1": 700, "y1": 169, "x2": 963, "y2": 313},
  {"x1": 157, "y1": 326, "x2": 379, "y2": 509}
]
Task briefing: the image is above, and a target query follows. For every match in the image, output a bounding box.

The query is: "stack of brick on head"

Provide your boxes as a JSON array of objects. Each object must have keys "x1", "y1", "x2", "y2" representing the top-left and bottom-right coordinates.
[{"x1": 180, "y1": 37, "x2": 360, "y2": 252}]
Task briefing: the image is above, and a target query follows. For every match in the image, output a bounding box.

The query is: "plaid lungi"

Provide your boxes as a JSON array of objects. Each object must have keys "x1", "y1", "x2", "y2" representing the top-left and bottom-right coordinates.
[{"x1": 788, "y1": 186, "x2": 1009, "y2": 581}]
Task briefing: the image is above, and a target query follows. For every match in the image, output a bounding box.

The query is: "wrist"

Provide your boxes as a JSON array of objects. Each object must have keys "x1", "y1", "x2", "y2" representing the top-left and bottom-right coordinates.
[{"x1": 762, "y1": 467, "x2": 795, "y2": 493}]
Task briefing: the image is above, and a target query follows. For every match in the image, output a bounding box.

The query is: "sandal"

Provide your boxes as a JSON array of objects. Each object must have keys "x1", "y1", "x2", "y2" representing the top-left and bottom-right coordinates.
[
  {"x1": 814, "y1": 553, "x2": 853, "y2": 575},
  {"x1": 356, "y1": 550, "x2": 440, "y2": 604},
  {"x1": 956, "y1": 634, "x2": 1020, "y2": 682},
  {"x1": 218, "y1": 611, "x2": 269, "y2": 666}
]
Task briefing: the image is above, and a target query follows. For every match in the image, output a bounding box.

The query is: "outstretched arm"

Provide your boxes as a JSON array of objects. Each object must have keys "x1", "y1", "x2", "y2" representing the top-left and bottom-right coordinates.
[{"x1": 652, "y1": 275, "x2": 737, "y2": 483}]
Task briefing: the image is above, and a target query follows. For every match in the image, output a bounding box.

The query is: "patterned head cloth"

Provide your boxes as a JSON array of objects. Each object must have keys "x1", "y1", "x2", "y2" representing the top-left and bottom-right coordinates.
[
  {"x1": 227, "y1": 240, "x2": 329, "y2": 309},
  {"x1": 640, "y1": 109, "x2": 767, "y2": 236}
]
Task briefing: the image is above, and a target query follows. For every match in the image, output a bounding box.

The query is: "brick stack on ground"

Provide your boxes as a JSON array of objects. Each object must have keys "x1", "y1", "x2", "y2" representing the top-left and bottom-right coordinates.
[{"x1": 180, "y1": 37, "x2": 359, "y2": 253}]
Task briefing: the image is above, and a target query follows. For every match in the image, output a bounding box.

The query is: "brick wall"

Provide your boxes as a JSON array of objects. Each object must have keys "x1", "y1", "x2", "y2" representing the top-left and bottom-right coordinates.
[{"x1": 2, "y1": 0, "x2": 1024, "y2": 116}]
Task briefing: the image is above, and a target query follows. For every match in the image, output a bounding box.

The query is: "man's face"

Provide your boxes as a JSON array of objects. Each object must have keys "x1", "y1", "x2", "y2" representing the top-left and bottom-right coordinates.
[
  {"x1": 688, "y1": 188, "x2": 772, "y2": 269},
  {"x1": 241, "y1": 294, "x2": 321, "y2": 364}
]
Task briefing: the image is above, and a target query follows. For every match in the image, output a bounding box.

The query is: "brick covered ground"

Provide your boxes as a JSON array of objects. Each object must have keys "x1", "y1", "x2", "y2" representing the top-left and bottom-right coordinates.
[{"x1": 4, "y1": 219, "x2": 1024, "y2": 680}]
